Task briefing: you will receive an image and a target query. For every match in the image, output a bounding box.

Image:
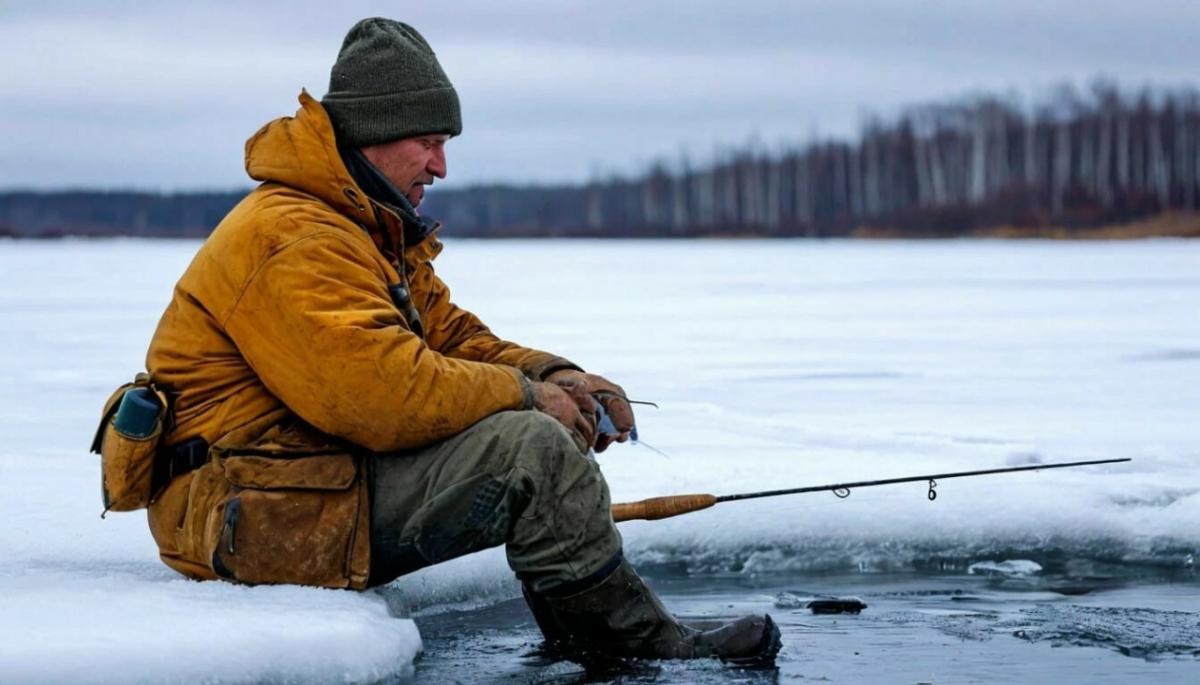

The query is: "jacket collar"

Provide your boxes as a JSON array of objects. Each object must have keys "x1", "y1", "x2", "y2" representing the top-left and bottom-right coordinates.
[
  {"x1": 244, "y1": 90, "x2": 441, "y2": 265},
  {"x1": 339, "y1": 146, "x2": 436, "y2": 251}
]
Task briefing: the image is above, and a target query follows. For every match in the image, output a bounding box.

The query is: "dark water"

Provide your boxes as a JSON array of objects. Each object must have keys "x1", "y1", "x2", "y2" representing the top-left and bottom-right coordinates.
[{"x1": 406, "y1": 567, "x2": 1199, "y2": 683}]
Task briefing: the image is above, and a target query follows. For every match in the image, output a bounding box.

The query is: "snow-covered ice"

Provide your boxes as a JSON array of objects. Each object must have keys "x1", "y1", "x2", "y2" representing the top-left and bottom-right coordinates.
[
  {"x1": 1, "y1": 237, "x2": 1197, "y2": 682},
  {"x1": 967, "y1": 559, "x2": 1043, "y2": 576}
]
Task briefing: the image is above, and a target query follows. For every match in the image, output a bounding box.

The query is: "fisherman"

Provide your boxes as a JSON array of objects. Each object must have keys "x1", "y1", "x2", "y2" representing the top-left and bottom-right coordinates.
[{"x1": 137, "y1": 17, "x2": 779, "y2": 663}]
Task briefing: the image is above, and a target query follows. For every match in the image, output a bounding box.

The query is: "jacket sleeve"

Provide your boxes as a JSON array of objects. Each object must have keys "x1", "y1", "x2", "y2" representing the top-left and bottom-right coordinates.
[
  {"x1": 222, "y1": 232, "x2": 529, "y2": 452},
  {"x1": 412, "y1": 262, "x2": 582, "y2": 381}
]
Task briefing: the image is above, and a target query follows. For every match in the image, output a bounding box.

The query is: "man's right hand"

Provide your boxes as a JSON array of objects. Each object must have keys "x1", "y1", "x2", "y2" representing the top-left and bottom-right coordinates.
[{"x1": 532, "y1": 381, "x2": 597, "y2": 451}]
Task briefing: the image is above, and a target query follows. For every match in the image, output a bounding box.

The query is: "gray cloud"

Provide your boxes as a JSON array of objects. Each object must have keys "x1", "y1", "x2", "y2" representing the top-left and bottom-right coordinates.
[{"x1": 3, "y1": 0, "x2": 1199, "y2": 189}]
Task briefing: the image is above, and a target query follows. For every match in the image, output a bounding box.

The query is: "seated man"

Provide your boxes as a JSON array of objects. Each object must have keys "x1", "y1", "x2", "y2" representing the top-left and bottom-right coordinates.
[{"x1": 143, "y1": 17, "x2": 779, "y2": 663}]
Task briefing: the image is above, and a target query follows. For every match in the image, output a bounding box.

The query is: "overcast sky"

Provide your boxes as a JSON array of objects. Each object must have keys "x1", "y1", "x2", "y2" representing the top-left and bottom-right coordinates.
[{"x1": 3, "y1": 0, "x2": 1199, "y2": 191}]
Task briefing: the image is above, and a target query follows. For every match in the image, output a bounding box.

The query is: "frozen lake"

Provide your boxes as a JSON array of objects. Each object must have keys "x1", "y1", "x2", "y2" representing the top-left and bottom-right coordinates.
[{"x1": 1, "y1": 237, "x2": 1197, "y2": 682}]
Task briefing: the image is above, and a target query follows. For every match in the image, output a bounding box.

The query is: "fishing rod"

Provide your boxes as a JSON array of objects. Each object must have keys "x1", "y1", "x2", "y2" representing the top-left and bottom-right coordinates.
[{"x1": 610, "y1": 457, "x2": 1131, "y2": 523}]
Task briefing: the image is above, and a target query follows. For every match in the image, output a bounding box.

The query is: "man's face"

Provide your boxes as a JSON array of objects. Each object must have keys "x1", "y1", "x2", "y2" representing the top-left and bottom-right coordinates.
[{"x1": 360, "y1": 134, "x2": 449, "y2": 208}]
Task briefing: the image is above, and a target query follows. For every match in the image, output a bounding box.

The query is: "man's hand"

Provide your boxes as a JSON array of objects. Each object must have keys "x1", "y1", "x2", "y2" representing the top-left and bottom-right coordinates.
[
  {"x1": 532, "y1": 381, "x2": 597, "y2": 451},
  {"x1": 544, "y1": 369, "x2": 635, "y2": 452}
]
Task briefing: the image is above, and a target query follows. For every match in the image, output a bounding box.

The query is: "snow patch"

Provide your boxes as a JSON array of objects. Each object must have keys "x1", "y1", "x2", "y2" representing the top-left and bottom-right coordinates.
[
  {"x1": 968, "y1": 559, "x2": 1044, "y2": 577},
  {"x1": 0, "y1": 566, "x2": 421, "y2": 684}
]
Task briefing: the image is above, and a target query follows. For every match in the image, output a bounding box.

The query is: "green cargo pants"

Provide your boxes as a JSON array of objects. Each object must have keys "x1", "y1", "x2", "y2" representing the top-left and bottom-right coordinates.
[{"x1": 367, "y1": 410, "x2": 623, "y2": 592}]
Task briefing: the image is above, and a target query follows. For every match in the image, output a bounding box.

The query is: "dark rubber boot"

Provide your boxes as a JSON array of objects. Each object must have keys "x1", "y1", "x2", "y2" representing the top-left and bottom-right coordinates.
[{"x1": 524, "y1": 558, "x2": 781, "y2": 665}]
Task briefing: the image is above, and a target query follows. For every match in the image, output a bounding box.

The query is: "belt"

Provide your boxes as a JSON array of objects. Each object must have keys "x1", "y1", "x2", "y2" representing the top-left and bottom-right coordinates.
[{"x1": 152, "y1": 437, "x2": 209, "y2": 493}]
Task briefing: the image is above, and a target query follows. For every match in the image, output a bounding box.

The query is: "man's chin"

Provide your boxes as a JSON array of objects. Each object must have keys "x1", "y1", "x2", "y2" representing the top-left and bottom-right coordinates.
[{"x1": 407, "y1": 187, "x2": 424, "y2": 208}]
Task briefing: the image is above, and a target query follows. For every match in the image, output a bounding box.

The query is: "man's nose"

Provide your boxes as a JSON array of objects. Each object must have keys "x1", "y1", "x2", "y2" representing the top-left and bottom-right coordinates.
[{"x1": 428, "y1": 147, "x2": 447, "y2": 179}]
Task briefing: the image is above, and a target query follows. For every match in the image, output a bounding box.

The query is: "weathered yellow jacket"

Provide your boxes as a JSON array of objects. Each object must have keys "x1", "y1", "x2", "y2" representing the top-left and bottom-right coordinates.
[{"x1": 145, "y1": 91, "x2": 574, "y2": 588}]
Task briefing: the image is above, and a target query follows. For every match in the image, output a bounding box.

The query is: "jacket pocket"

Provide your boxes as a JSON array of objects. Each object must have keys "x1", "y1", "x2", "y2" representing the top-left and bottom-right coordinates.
[
  {"x1": 202, "y1": 422, "x2": 370, "y2": 589},
  {"x1": 92, "y1": 375, "x2": 170, "y2": 514}
]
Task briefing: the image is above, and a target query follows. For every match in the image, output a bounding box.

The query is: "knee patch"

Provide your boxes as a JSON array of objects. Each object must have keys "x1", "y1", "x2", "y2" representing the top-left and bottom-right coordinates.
[{"x1": 392, "y1": 471, "x2": 533, "y2": 570}]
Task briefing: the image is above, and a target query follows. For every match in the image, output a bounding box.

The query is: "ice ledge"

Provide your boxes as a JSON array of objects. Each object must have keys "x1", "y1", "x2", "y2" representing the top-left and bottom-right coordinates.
[{"x1": 0, "y1": 564, "x2": 421, "y2": 685}]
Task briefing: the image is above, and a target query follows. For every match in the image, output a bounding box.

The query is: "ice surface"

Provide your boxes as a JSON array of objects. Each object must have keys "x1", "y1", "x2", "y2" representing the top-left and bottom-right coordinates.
[
  {"x1": 0, "y1": 240, "x2": 423, "y2": 684},
  {"x1": 2, "y1": 237, "x2": 1198, "y2": 682}
]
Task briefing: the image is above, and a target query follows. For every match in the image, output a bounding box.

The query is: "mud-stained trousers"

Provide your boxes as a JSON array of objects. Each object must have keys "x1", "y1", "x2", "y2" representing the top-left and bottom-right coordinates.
[{"x1": 367, "y1": 411, "x2": 623, "y2": 592}]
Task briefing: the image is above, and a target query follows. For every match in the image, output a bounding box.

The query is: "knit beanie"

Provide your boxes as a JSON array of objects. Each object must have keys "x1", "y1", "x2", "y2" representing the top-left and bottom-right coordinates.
[{"x1": 322, "y1": 18, "x2": 462, "y2": 146}]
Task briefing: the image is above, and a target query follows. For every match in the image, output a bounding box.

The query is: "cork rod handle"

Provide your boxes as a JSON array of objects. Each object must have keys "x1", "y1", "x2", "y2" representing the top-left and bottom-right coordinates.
[{"x1": 611, "y1": 494, "x2": 718, "y2": 522}]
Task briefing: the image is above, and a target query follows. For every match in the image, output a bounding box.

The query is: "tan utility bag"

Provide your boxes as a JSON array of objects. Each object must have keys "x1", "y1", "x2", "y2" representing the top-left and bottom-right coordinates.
[
  {"x1": 90, "y1": 373, "x2": 171, "y2": 515},
  {"x1": 202, "y1": 420, "x2": 372, "y2": 588}
]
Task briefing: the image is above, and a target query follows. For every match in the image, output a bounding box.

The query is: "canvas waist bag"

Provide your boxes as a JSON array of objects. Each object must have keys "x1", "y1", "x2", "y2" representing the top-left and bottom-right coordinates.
[
  {"x1": 199, "y1": 418, "x2": 372, "y2": 588},
  {"x1": 91, "y1": 373, "x2": 172, "y2": 515}
]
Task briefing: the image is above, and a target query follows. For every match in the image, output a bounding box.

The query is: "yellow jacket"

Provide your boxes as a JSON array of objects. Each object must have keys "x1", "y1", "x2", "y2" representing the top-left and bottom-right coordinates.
[{"x1": 145, "y1": 91, "x2": 574, "y2": 587}]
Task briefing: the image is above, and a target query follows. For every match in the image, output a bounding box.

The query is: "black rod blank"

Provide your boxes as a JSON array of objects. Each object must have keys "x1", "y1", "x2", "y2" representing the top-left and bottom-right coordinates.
[{"x1": 715, "y1": 457, "x2": 1132, "y2": 503}]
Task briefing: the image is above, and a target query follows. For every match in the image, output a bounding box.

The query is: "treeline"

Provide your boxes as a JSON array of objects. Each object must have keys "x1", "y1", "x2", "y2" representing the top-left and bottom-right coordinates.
[
  {"x1": 0, "y1": 191, "x2": 238, "y2": 238},
  {"x1": 3, "y1": 82, "x2": 1200, "y2": 239},
  {"x1": 426, "y1": 82, "x2": 1200, "y2": 237}
]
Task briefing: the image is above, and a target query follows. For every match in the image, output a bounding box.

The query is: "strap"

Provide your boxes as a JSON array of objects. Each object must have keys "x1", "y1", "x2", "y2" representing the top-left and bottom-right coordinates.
[
  {"x1": 536, "y1": 552, "x2": 624, "y2": 599},
  {"x1": 151, "y1": 437, "x2": 209, "y2": 494}
]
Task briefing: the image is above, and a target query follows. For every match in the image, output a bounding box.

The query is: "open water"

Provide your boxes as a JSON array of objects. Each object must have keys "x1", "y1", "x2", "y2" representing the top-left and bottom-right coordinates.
[{"x1": 409, "y1": 566, "x2": 1200, "y2": 683}]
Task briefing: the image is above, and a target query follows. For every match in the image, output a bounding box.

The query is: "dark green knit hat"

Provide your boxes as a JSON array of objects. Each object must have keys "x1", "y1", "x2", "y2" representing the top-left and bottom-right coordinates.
[{"x1": 322, "y1": 18, "x2": 462, "y2": 146}]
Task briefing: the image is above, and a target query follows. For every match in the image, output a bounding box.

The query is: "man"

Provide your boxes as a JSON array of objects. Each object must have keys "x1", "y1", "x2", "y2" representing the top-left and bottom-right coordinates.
[{"x1": 143, "y1": 17, "x2": 780, "y2": 663}]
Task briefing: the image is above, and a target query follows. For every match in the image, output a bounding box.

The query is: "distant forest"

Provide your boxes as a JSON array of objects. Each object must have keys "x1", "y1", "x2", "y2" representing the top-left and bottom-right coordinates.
[{"x1": 3, "y1": 82, "x2": 1200, "y2": 239}]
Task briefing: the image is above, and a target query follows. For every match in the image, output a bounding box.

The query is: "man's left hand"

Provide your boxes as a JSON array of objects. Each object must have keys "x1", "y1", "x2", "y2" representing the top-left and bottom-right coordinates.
[{"x1": 544, "y1": 369, "x2": 634, "y2": 452}]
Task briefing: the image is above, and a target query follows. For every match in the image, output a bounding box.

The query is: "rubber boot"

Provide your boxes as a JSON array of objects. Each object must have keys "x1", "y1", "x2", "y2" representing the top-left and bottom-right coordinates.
[{"x1": 523, "y1": 558, "x2": 781, "y2": 665}]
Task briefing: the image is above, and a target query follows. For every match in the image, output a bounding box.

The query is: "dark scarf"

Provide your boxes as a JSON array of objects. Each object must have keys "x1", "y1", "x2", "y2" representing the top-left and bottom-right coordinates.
[{"x1": 339, "y1": 147, "x2": 436, "y2": 249}]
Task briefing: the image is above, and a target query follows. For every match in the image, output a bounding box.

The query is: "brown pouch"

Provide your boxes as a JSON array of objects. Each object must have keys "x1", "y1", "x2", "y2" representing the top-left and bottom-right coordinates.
[
  {"x1": 203, "y1": 421, "x2": 371, "y2": 589},
  {"x1": 91, "y1": 373, "x2": 171, "y2": 515}
]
